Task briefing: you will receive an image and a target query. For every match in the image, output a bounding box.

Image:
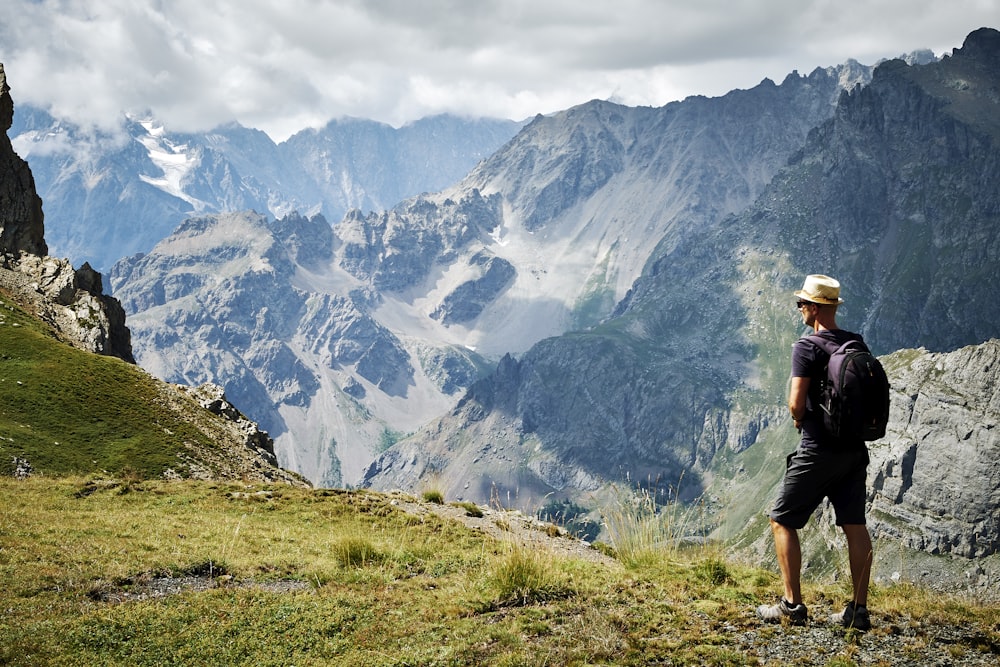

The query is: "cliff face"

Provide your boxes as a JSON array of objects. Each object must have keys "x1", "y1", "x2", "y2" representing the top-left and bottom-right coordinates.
[
  {"x1": 870, "y1": 342, "x2": 1000, "y2": 559},
  {"x1": 0, "y1": 63, "x2": 133, "y2": 363},
  {"x1": 0, "y1": 63, "x2": 46, "y2": 258}
]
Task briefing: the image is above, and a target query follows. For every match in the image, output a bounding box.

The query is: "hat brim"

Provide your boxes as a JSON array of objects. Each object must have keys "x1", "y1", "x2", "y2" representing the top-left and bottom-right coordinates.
[{"x1": 793, "y1": 289, "x2": 843, "y2": 305}]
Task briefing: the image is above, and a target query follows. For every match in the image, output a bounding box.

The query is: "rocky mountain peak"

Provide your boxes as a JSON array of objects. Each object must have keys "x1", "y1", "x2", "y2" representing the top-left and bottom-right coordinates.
[{"x1": 957, "y1": 26, "x2": 1000, "y2": 61}]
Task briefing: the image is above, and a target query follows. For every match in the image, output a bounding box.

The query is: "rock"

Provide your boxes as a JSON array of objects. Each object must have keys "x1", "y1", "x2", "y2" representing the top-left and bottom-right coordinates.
[
  {"x1": 0, "y1": 251, "x2": 134, "y2": 363},
  {"x1": 184, "y1": 382, "x2": 280, "y2": 467},
  {"x1": 430, "y1": 253, "x2": 516, "y2": 324},
  {"x1": 0, "y1": 63, "x2": 46, "y2": 258},
  {"x1": 868, "y1": 342, "x2": 1000, "y2": 558}
]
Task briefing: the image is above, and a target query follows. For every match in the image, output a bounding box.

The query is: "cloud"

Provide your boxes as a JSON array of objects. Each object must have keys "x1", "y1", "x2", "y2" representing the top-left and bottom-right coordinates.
[{"x1": 1, "y1": 0, "x2": 997, "y2": 141}]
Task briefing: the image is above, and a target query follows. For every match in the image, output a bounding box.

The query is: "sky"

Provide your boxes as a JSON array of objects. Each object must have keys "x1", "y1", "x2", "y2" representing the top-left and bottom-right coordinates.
[{"x1": 1, "y1": 0, "x2": 997, "y2": 142}]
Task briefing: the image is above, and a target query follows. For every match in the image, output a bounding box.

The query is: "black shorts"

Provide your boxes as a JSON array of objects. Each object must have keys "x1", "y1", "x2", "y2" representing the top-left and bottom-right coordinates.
[{"x1": 769, "y1": 445, "x2": 870, "y2": 529}]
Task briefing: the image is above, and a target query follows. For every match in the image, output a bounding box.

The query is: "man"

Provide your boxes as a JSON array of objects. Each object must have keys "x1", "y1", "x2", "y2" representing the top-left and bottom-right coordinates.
[{"x1": 756, "y1": 274, "x2": 873, "y2": 630}]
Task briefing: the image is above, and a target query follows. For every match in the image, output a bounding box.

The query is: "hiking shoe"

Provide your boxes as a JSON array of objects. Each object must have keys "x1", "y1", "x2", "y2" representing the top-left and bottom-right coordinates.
[
  {"x1": 756, "y1": 597, "x2": 808, "y2": 625},
  {"x1": 831, "y1": 601, "x2": 871, "y2": 631}
]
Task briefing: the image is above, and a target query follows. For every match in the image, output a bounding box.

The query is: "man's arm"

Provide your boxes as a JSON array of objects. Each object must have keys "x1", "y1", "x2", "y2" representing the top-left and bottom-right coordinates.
[{"x1": 788, "y1": 376, "x2": 810, "y2": 430}]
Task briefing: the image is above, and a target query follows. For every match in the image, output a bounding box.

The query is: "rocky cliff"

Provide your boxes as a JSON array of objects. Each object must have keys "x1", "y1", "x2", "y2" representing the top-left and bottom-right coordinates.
[
  {"x1": 0, "y1": 63, "x2": 133, "y2": 363},
  {"x1": 0, "y1": 64, "x2": 45, "y2": 259},
  {"x1": 871, "y1": 342, "x2": 1000, "y2": 559}
]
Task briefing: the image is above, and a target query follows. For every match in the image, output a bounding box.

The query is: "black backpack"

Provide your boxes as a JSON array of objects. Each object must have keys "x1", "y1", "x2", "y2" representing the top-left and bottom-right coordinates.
[{"x1": 807, "y1": 334, "x2": 890, "y2": 441}]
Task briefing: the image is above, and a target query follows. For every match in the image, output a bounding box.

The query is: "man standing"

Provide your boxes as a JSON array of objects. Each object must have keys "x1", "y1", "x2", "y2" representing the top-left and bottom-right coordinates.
[{"x1": 757, "y1": 274, "x2": 873, "y2": 630}]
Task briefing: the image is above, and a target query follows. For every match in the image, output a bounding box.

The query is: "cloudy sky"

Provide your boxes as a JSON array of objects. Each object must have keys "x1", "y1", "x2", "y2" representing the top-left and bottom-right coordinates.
[{"x1": 1, "y1": 0, "x2": 997, "y2": 141}]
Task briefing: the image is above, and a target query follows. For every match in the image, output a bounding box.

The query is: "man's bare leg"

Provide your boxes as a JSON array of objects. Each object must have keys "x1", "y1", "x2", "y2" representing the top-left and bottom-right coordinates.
[
  {"x1": 841, "y1": 524, "x2": 873, "y2": 606},
  {"x1": 770, "y1": 518, "x2": 802, "y2": 604}
]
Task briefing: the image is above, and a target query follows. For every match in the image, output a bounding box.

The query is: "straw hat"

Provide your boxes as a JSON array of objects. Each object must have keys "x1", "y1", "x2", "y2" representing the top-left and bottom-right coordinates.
[{"x1": 794, "y1": 274, "x2": 844, "y2": 304}]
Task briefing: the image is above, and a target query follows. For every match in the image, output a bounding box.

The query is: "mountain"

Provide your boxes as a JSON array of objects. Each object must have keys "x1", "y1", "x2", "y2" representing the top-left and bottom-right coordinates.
[
  {"x1": 10, "y1": 110, "x2": 524, "y2": 273},
  {"x1": 111, "y1": 58, "x2": 875, "y2": 489},
  {"x1": 361, "y1": 28, "x2": 1000, "y2": 582},
  {"x1": 282, "y1": 114, "x2": 528, "y2": 217},
  {"x1": 0, "y1": 63, "x2": 302, "y2": 485}
]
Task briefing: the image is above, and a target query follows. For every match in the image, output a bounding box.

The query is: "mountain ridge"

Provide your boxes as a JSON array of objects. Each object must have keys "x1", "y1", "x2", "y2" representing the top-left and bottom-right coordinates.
[
  {"x1": 11, "y1": 109, "x2": 524, "y2": 273},
  {"x1": 112, "y1": 58, "x2": 873, "y2": 487}
]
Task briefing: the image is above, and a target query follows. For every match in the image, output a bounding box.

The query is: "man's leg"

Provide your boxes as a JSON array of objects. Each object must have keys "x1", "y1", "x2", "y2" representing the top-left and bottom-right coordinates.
[
  {"x1": 770, "y1": 517, "x2": 802, "y2": 604},
  {"x1": 841, "y1": 524, "x2": 872, "y2": 606}
]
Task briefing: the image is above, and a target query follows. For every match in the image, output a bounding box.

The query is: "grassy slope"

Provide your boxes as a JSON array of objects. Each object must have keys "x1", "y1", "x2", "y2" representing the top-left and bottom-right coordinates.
[
  {"x1": 1, "y1": 290, "x2": 243, "y2": 479},
  {"x1": 1, "y1": 476, "x2": 998, "y2": 666}
]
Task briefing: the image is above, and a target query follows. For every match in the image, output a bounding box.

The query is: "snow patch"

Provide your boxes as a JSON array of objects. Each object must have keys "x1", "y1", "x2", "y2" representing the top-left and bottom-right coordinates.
[{"x1": 135, "y1": 119, "x2": 207, "y2": 209}]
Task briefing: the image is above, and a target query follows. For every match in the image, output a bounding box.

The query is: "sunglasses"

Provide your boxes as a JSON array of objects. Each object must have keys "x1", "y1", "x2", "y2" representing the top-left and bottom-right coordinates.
[{"x1": 796, "y1": 301, "x2": 813, "y2": 309}]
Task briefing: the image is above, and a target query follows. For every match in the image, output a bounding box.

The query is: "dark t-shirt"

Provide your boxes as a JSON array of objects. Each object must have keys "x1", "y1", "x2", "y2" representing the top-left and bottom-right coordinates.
[{"x1": 791, "y1": 328, "x2": 866, "y2": 449}]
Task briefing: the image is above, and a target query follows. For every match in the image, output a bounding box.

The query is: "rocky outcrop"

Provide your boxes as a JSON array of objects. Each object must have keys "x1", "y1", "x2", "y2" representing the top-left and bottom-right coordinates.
[
  {"x1": 0, "y1": 63, "x2": 46, "y2": 258},
  {"x1": 336, "y1": 188, "x2": 504, "y2": 293},
  {"x1": 0, "y1": 256, "x2": 134, "y2": 362},
  {"x1": 430, "y1": 252, "x2": 516, "y2": 324},
  {"x1": 0, "y1": 63, "x2": 133, "y2": 362},
  {"x1": 141, "y1": 378, "x2": 307, "y2": 486},
  {"x1": 184, "y1": 382, "x2": 284, "y2": 471},
  {"x1": 868, "y1": 342, "x2": 1000, "y2": 557}
]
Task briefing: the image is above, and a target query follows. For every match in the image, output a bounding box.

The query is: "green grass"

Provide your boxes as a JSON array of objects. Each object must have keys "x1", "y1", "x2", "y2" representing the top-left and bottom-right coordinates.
[
  {"x1": 2, "y1": 283, "x2": 999, "y2": 665},
  {"x1": 0, "y1": 292, "x2": 218, "y2": 478},
  {"x1": 3, "y1": 476, "x2": 997, "y2": 666}
]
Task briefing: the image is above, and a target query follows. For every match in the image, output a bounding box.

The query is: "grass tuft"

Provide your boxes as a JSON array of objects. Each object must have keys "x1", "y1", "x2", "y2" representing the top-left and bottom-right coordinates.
[
  {"x1": 602, "y1": 483, "x2": 692, "y2": 569},
  {"x1": 422, "y1": 489, "x2": 445, "y2": 504},
  {"x1": 330, "y1": 535, "x2": 385, "y2": 568},
  {"x1": 483, "y1": 543, "x2": 573, "y2": 608},
  {"x1": 450, "y1": 500, "x2": 484, "y2": 517},
  {"x1": 694, "y1": 557, "x2": 734, "y2": 586}
]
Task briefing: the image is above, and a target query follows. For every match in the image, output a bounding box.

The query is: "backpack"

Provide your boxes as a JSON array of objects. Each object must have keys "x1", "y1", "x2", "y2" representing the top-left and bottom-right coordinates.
[{"x1": 807, "y1": 334, "x2": 890, "y2": 441}]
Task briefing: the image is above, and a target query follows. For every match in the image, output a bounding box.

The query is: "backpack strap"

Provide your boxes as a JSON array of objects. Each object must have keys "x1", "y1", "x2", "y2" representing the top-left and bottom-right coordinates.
[
  {"x1": 805, "y1": 334, "x2": 838, "y2": 357},
  {"x1": 805, "y1": 333, "x2": 869, "y2": 356}
]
